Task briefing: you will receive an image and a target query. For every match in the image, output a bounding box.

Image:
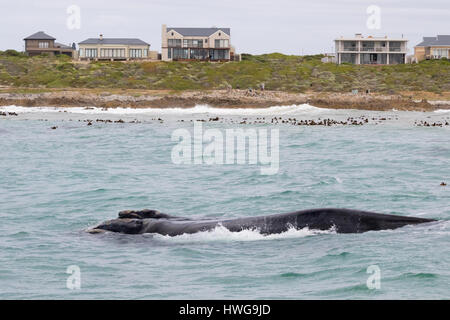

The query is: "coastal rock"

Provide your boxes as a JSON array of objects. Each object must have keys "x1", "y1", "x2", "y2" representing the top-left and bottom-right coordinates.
[{"x1": 0, "y1": 90, "x2": 442, "y2": 111}]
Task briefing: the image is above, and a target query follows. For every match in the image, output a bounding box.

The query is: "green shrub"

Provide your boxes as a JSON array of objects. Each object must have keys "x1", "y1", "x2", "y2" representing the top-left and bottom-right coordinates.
[
  {"x1": 2, "y1": 50, "x2": 27, "y2": 57},
  {"x1": 0, "y1": 52, "x2": 449, "y2": 92}
]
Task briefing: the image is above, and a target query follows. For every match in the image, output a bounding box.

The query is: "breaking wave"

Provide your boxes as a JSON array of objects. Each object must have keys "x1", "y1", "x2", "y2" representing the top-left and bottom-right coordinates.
[
  {"x1": 0, "y1": 104, "x2": 329, "y2": 116},
  {"x1": 433, "y1": 109, "x2": 450, "y2": 114},
  {"x1": 150, "y1": 225, "x2": 335, "y2": 243}
]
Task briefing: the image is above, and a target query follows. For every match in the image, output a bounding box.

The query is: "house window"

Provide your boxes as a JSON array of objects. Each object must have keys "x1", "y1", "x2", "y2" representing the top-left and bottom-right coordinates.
[
  {"x1": 182, "y1": 39, "x2": 203, "y2": 48},
  {"x1": 343, "y1": 41, "x2": 357, "y2": 51},
  {"x1": 100, "y1": 49, "x2": 125, "y2": 58},
  {"x1": 38, "y1": 42, "x2": 49, "y2": 48},
  {"x1": 168, "y1": 39, "x2": 181, "y2": 47},
  {"x1": 214, "y1": 39, "x2": 229, "y2": 48},
  {"x1": 143, "y1": 49, "x2": 148, "y2": 57},
  {"x1": 209, "y1": 49, "x2": 228, "y2": 60},
  {"x1": 85, "y1": 48, "x2": 98, "y2": 58},
  {"x1": 168, "y1": 48, "x2": 172, "y2": 59},
  {"x1": 340, "y1": 53, "x2": 357, "y2": 64},
  {"x1": 361, "y1": 42, "x2": 374, "y2": 51},
  {"x1": 101, "y1": 49, "x2": 125, "y2": 58},
  {"x1": 173, "y1": 48, "x2": 188, "y2": 59},
  {"x1": 432, "y1": 48, "x2": 449, "y2": 58},
  {"x1": 130, "y1": 49, "x2": 143, "y2": 58},
  {"x1": 190, "y1": 49, "x2": 208, "y2": 60},
  {"x1": 390, "y1": 42, "x2": 402, "y2": 52},
  {"x1": 389, "y1": 54, "x2": 405, "y2": 64}
]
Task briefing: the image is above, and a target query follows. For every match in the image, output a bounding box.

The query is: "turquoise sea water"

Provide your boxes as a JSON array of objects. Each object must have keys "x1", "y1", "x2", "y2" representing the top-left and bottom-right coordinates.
[{"x1": 0, "y1": 104, "x2": 449, "y2": 299}]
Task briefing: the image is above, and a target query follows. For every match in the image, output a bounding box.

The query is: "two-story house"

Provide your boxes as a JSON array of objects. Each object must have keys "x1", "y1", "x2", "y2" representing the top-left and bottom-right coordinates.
[
  {"x1": 335, "y1": 34, "x2": 408, "y2": 65},
  {"x1": 24, "y1": 31, "x2": 76, "y2": 57},
  {"x1": 161, "y1": 25, "x2": 231, "y2": 61},
  {"x1": 78, "y1": 35, "x2": 150, "y2": 61},
  {"x1": 414, "y1": 35, "x2": 450, "y2": 62}
]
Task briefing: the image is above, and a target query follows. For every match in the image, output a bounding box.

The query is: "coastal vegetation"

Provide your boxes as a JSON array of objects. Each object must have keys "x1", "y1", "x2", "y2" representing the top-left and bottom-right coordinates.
[{"x1": 0, "y1": 50, "x2": 449, "y2": 94}]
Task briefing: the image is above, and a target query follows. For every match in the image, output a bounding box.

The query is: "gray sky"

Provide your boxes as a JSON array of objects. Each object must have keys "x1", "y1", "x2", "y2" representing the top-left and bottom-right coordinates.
[{"x1": 1, "y1": 0, "x2": 449, "y2": 55}]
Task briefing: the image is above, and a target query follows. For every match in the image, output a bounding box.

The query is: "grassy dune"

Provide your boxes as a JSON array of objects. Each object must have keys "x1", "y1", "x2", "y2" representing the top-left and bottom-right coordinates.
[{"x1": 0, "y1": 50, "x2": 449, "y2": 94}]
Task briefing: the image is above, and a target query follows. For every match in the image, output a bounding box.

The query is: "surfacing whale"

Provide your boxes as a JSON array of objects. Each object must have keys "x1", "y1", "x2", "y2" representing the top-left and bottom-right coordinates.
[{"x1": 89, "y1": 208, "x2": 436, "y2": 236}]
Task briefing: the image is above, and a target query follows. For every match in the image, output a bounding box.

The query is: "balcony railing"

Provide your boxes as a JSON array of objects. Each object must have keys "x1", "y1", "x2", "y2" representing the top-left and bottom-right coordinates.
[
  {"x1": 362, "y1": 47, "x2": 391, "y2": 52},
  {"x1": 26, "y1": 46, "x2": 54, "y2": 50},
  {"x1": 340, "y1": 47, "x2": 405, "y2": 53},
  {"x1": 99, "y1": 55, "x2": 126, "y2": 59},
  {"x1": 167, "y1": 44, "x2": 205, "y2": 48}
]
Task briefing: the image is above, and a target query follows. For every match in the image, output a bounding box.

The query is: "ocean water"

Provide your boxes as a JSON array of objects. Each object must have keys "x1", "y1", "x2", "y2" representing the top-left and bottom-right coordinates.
[{"x1": 0, "y1": 104, "x2": 449, "y2": 300}]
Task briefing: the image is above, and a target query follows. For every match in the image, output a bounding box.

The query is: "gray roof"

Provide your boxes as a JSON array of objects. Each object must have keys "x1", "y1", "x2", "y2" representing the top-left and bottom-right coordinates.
[
  {"x1": 78, "y1": 38, "x2": 150, "y2": 46},
  {"x1": 416, "y1": 35, "x2": 450, "y2": 47},
  {"x1": 167, "y1": 27, "x2": 230, "y2": 37},
  {"x1": 24, "y1": 31, "x2": 56, "y2": 40},
  {"x1": 55, "y1": 42, "x2": 73, "y2": 49}
]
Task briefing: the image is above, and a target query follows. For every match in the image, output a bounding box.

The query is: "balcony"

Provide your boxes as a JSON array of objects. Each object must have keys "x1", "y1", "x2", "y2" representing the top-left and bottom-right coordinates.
[
  {"x1": 99, "y1": 55, "x2": 126, "y2": 59},
  {"x1": 26, "y1": 46, "x2": 54, "y2": 50},
  {"x1": 340, "y1": 47, "x2": 405, "y2": 53},
  {"x1": 362, "y1": 47, "x2": 390, "y2": 52}
]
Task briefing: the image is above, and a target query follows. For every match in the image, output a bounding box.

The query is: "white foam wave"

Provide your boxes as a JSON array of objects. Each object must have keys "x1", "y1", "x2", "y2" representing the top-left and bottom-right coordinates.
[
  {"x1": 0, "y1": 104, "x2": 329, "y2": 116},
  {"x1": 433, "y1": 109, "x2": 450, "y2": 114},
  {"x1": 150, "y1": 225, "x2": 334, "y2": 243}
]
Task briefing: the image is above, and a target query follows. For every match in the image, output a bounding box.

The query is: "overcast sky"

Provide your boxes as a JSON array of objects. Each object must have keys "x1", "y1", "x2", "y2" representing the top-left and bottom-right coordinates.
[{"x1": 1, "y1": 0, "x2": 448, "y2": 54}]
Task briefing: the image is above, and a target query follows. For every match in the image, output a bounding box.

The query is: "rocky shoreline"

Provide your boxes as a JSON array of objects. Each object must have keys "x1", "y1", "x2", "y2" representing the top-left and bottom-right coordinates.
[{"x1": 0, "y1": 89, "x2": 449, "y2": 111}]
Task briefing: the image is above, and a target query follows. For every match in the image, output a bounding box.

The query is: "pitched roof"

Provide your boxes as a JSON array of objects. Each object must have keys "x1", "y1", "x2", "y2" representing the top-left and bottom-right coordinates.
[
  {"x1": 167, "y1": 27, "x2": 230, "y2": 37},
  {"x1": 416, "y1": 35, "x2": 450, "y2": 47},
  {"x1": 24, "y1": 31, "x2": 56, "y2": 40},
  {"x1": 78, "y1": 38, "x2": 150, "y2": 46}
]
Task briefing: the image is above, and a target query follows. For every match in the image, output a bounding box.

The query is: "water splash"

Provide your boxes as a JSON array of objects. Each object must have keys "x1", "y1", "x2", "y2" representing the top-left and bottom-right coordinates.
[
  {"x1": 151, "y1": 225, "x2": 335, "y2": 243},
  {"x1": 0, "y1": 104, "x2": 329, "y2": 116}
]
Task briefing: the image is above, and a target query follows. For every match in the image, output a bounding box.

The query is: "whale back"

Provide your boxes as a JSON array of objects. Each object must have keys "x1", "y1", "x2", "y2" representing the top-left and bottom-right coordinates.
[{"x1": 90, "y1": 208, "x2": 436, "y2": 235}]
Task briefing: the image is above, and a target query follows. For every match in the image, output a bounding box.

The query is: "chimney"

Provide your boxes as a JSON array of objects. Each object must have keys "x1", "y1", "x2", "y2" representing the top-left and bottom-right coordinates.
[
  {"x1": 162, "y1": 24, "x2": 167, "y2": 47},
  {"x1": 99, "y1": 34, "x2": 103, "y2": 40}
]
